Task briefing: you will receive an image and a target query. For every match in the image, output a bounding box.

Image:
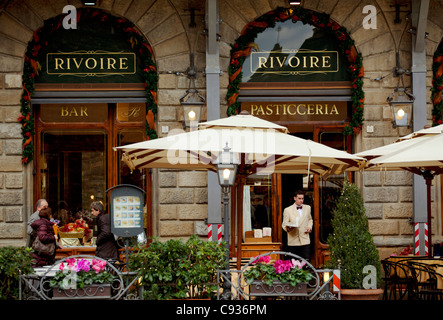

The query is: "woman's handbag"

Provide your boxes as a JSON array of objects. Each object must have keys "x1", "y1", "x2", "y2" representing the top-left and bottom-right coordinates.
[{"x1": 32, "y1": 237, "x2": 55, "y2": 256}]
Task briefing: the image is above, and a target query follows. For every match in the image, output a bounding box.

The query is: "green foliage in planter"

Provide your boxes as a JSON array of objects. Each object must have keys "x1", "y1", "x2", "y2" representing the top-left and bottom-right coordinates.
[
  {"x1": 129, "y1": 235, "x2": 227, "y2": 300},
  {"x1": 0, "y1": 246, "x2": 34, "y2": 299},
  {"x1": 327, "y1": 180, "x2": 381, "y2": 289}
]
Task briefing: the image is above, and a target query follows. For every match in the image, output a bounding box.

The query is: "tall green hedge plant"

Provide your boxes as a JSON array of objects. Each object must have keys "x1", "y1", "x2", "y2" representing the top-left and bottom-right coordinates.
[
  {"x1": 0, "y1": 246, "x2": 34, "y2": 299},
  {"x1": 327, "y1": 180, "x2": 381, "y2": 289}
]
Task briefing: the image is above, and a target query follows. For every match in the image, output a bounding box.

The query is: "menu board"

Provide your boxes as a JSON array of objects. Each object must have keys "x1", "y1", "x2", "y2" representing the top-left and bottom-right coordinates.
[
  {"x1": 107, "y1": 184, "x2": 145, "y2": 237},
  {"x1": 113, "y1": 196, "x2": 142, "y2": 228}
]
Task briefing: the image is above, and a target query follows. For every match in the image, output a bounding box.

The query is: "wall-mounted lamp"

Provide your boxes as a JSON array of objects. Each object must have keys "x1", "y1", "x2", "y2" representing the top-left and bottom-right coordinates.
[
  {"x1": 180, "y1": 53, "x2": 205, "y2": 129},
  {"x1": 288, "y1": 0, "x2": 302, "y2": 5},
  {"x1": 388, "y1": 51, "x2": 414, "y2": 128},
  {"x1": 81, "y1": 0, "x2": 97, "y2": 5},
  {"x1": 387, "y1": 76, "x2": 414, "y2": 129}
]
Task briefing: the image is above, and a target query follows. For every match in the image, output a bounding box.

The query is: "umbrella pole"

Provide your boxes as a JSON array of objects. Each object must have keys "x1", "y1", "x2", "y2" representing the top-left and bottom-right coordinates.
[{"x1": 425, "y1": 176, "x2": 433, "y2": 257}]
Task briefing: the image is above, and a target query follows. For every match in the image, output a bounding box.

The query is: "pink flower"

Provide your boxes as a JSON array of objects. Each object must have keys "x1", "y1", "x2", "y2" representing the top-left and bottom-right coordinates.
[
  {"x1": 251, "y1": 255, "x2": 270, "y2": 265},
  {"x1": 273, "y1": 260, "x2": 292, "y2": 274},
  {"x1": 59, "y1": 262, "x2": 65, "y2": 271},
  {"x1": 92, "y1": 259, "x2": 107, "y2": 273},
  {"x1": 291, "y1": 259, "x2": 306, "y2": 269},
  {"x1": 66, "y1": 258, "x2": 76, "y2": 270},
  {"x1": 76, "y1": 259, "x2": 91, "y2": 272}
]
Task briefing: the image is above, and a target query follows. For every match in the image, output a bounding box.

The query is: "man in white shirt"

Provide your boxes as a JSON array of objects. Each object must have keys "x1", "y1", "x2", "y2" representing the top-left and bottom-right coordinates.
[{"x1": 282, "y1": 190, "x2": 313, "y2": 261}]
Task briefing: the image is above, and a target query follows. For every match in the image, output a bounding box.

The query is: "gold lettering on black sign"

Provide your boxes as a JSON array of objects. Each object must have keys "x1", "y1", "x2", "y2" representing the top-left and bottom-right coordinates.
[
  {"x1": 250, "y1": 103, "x2": 339, "y2": 116},
  {"x1": 241, "y1": 101, "x2": 348, "y2": 122},
  {"x1": 47, "y1": 51, "x2": 136, "y2": 77},
  {"x1": 250, "y1": 49, "x2": 339, "y2": 76}
]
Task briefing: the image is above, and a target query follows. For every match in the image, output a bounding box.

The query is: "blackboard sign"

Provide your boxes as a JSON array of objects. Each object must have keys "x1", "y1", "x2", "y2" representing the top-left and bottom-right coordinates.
[{"x1": 106, "y1": 184, "x2": 145, "y2": 237}]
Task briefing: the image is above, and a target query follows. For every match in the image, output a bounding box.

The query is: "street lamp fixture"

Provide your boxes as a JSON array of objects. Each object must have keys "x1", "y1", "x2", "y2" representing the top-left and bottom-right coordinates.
[
  {"x1": 215, "y1": 143, "x2": 239, "y2": 189},
  {"x1": 214, "y1": 142, "x2": 239, "y2": 299}
]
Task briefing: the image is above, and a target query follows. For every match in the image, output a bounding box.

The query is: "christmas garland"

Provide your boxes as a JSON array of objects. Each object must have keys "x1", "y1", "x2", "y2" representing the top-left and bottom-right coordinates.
[
  {"x1": 432, "y1": 39, "x2": 443, "y2": 126},
  {"x1": 226, "y1": 6, "x2": 364, "y2": 135},
  {"x1": 19, "y1": 8, "x2": 158, "y2": 164}
]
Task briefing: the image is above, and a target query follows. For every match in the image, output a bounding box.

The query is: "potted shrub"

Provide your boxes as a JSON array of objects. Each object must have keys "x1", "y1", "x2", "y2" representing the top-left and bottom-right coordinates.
[
  {"x1": 128, "y1": 235, "x2": 227, "y2": 300},
  {"x1": 0, "y1": 246, "x2": 34, "y2": 300},
  {"x1": 243, "y1": 255, "x2": 313, "y2": 296},
  {"x1": 327, "y1": 179, "x2": 383, "y2": 300},
  {"x1": 49, "y1": 257, "x2": 116, "y2": 299}
]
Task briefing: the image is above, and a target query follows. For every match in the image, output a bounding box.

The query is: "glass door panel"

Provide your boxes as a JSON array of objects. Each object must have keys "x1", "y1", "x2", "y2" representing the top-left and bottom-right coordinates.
[
  {"x1": 40, "y1": 130, "x2": 107, "y2": 225},
  {"x1": 318, "y1": 131, "x2": 346, "y2": 244}
]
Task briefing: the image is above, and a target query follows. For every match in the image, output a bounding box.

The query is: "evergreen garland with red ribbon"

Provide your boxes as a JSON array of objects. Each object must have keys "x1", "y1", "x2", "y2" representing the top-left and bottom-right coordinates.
[
  {"x1": 226, "y1": 7, "x2": 364, "y2": 135},
  {"x1": 19, "y1": 8, "x2": 158, "y2": 164},
  {"x1": 432, "y1": 39, "x2": 443, "y2": 126}
]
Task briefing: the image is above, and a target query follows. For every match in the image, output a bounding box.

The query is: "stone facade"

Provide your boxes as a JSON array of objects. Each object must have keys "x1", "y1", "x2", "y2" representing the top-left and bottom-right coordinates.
[{"x1": 0, "y1": 0, "x2": 442, "y2": 258}]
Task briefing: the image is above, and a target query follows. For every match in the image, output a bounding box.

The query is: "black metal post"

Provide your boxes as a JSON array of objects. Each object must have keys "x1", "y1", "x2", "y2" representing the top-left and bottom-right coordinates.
[{"x1": 221, "y1": 186, "x2": 231, "y2": 299}]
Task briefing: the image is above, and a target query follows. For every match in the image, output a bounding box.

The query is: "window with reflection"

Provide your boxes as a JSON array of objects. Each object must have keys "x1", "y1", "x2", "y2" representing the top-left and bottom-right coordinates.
[
  {"x1": 243, "y1": 174, "x2": 272, "y2": 240},
  {"x1": 40, "y1": 130, "x2": 107, "y2": 225},
  {"x1": 117, "y1": 129, "x2": 146, "y2": 191},
  {"x1": 318, "y1": 131, "x2": 347, "y2": 243},
  {"x1": 242, "y1": 19, "x2": 350, "y2": 83}
]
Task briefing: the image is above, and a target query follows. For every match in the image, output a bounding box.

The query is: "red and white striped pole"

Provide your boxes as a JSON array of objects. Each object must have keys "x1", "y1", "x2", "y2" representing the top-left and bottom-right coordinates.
[
  {"x1": 414, "y1": 223, "x2": 429, "y2": 256},
  {"x1": 208, "y1": 224, "x2": 212, "y2": 241},
  {"x1": 208, "y1": 224, "x2": 223, "y2": 244},
  {"x1": 333, "y1": 270, "x2": 340, "y2": 292},
  {"x1": 217, "y1": 224, "x2": 222, "y2": 244}
]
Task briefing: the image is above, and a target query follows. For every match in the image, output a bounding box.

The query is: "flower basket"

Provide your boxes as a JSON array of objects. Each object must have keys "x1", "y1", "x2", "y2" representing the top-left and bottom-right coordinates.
[
  {"x1": 249, "y1": 280, "x2": 307, "y2": 297},
  {"x1": 242, "y1": 255, "x2": 313, "y2": 298},
  {"x1": 52, "y1": 284, "x2": 111, "y2": 299},
  {"x1": 59, "y1": 230, "x2": 84, "y2": 238},
  {"x1": 49, "y1": 258, "x2": 116, "y2": 300}
]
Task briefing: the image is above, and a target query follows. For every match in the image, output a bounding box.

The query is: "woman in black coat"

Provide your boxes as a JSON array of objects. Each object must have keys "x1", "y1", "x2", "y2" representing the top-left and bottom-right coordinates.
[
  {"x1": 31, "y1": 207, "x2": 58, "y2": 267},
  {"x1": 90, "y1": 201, "x2": 119, "y2": 260}
]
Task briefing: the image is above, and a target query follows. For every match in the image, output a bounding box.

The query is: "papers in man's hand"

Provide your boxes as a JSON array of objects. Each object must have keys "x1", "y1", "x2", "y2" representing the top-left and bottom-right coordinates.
[{"x1": 283, "y1": 217, "x2": 300, "y2": 228}]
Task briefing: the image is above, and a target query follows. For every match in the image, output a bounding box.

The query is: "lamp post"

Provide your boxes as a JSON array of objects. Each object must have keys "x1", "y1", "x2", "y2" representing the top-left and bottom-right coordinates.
[{"x1": 214, "y1": 142, "x2": 239, "y2": 299}]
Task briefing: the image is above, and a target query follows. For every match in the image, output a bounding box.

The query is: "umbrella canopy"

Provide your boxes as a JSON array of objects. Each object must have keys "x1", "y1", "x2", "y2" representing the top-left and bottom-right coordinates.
[
  {"x1": 116, "y1": 114, "x2": 365, "y2": 176},
  {"x1": 369, "y1": 133, "x2": 443, "y2": 173},
  {"x1": 396, "y1": 123, "x2": 443, "y2": 141},
  {"x1": 356, "y1": 136, "x2": 429, "y2": 161},
  {"x1": 363, "y1": 132, "x2": 443, "y2": 257}
]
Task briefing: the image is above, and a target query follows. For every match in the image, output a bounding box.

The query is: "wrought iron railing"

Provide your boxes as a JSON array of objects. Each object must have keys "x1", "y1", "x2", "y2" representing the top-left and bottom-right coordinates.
[
  {"x1": 19, "y1": 255, "x2": 141, "y2": 300},
  {"x1": 216, "y1": 251, "x2": 340, "y2": 300}
]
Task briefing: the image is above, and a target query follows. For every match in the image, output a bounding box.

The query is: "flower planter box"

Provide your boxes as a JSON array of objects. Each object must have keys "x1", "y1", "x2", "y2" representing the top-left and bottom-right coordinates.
[
  {"x1": 249, "y1": 280, "x2": 307, "y2": 297},
  {"x1": 52, "y1": 284, "x2": 112, "y2": 300}
]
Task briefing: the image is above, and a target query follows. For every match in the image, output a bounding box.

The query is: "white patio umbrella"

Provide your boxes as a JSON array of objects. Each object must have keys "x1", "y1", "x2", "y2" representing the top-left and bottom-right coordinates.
[
  {"x1": 366, "y1": 133, "x2": 443, "y2": 256},
  {"x1": 116, "y1": 113, "x2": 365, "y2": 267},
  {"x1": 117, "y1": 113, "x2": 365, "y2": 176},
  {"x1": 395, "y1": 123, "x2": 443, "y2": 141}
]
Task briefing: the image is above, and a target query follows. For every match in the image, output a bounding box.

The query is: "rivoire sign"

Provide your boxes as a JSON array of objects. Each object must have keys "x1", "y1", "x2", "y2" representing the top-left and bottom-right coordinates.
[{"x1": 46, "y1": 51, "x2": 136, "y2": 77}]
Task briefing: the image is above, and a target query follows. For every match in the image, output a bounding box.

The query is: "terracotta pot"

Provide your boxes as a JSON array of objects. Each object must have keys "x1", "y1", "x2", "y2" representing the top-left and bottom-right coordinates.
[{"x1": 340, "y1": 288, "x2": 383, "y2": 300}]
